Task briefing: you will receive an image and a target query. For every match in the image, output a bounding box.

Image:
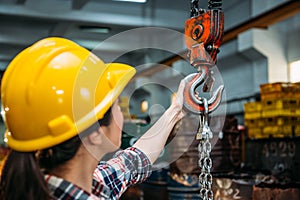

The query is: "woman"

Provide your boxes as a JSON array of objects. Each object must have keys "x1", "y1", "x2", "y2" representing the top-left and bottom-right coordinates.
[{"x1": 0, "y1": 37, "x2": 185, "y2": 199}]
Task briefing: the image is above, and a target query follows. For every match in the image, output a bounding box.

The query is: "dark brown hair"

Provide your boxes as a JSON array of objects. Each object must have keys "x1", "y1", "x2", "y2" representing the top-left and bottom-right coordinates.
[{"x1": 0, "y1": 151, "x2": 53, "y2": 200}]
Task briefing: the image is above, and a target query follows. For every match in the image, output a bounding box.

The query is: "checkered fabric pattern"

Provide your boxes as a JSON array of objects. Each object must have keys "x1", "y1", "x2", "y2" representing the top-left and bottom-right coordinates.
[
  {"x1": 45, "y1": 175, "x2": 102, "y2": 200},
  {"x1": 92, "y1": 147, "x2": 152, "y2": 199},
  {"x1": 46, "y1": 147, "x2": 152, "y2": 200}
]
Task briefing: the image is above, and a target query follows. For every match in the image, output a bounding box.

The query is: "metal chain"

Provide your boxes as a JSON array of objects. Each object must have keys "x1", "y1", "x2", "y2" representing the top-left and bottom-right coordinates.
[
  {"x1": 208, "y1": 0, "x2": 222, "y2": 10},
  {"x1": 196, "y1": 98, "x2": 213, "y2": 200},
  {"x1": 190, "y1": 0, "x2": 199, "y2": 17},
  {"x1": 190, "y1": 0, "x2": 206, "y2": 17}
]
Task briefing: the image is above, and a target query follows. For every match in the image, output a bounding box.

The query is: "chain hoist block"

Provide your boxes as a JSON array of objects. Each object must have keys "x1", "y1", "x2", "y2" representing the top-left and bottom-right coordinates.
[
  {"x1": 183, "y1": 0, "x2": 224, "y2": 115},
  {"x1": 183, "y1": 1, "x2": 225, "y2": 199}
]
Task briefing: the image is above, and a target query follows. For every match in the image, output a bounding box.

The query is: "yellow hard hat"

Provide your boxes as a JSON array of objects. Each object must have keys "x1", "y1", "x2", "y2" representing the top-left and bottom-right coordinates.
[{"x1": 1, "y1": 37, "x2": 136, "y2": 152}]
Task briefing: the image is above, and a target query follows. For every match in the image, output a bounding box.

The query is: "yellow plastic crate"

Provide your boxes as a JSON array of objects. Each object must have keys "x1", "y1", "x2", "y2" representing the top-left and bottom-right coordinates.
[
  {"x1": 119, "y1": 96, "x2": 130, "y2": 105},
  {"x1": 245, "y1": 119, "x2": 264, "y2": 128},
  {"x1": 262, "y1": 125, "x2": 300, "y2": 138},
  {"x1": 260, "y1": 82, "x2": 300, "y2": 94},
  {"x1": 244, "y1": 112, "x2": 261, "y2": 120},
  {"x1": 262, "y1": 116, "x2": 300, "y2": 126},
  {"x1": 261, "y1": 91, "x2": 300, "y2": 100},
  {"x1": 244, "y1": 102, "x2": 262, "y2": 113},
  {"x1": 247, "y1": 128, "x2": 264, "y2": 139},
  {"x1": 119, "y1": 96, "x2": 131, "y2": 119},
  {"x1": 261, "y1": 98, "x2": 300, "y2": 110},
  {"x1": 244, "y1": 102, "x2": 262, "y2": 120},
  {"x1": 262, "y1": 108, "x2": 300, "y2": 118},
  {"x1": 295, "y1": 126, "x2": 300, "y2": 137}
]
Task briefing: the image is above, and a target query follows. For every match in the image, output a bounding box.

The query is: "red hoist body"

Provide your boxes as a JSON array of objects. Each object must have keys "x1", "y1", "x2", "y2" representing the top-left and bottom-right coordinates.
[{"x1": 183, "y1": 0, "x2": 224, "y2": 114}]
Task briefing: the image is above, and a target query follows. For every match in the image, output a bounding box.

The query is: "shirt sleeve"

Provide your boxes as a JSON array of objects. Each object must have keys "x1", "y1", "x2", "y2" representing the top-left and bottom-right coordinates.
[{"x1": 92, "y1": 147, "x2": 152, "y2": 200}]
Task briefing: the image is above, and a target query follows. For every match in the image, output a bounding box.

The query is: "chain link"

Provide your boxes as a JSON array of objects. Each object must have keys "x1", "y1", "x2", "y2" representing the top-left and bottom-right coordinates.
[
  {"x1": 190, "y1": 0, "x2": 199, "y2": 17},
  {"x1": 197, "y1": 98, "x2": 213, "y2": 200}
]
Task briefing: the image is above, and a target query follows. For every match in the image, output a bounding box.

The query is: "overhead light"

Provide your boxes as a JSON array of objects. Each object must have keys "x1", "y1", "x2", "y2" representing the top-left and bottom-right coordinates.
[
  {"x1": 289, "y1": 60, "x2": 300, "y2": 83},
  {"x1": 140, "y1": 99, "x2": 149, "y2": 113},
  {"x1": 112, "y1": 0, "x2": 147, "y2": 3},
  {"x1": 79, "y1": 25, "x2": 111, "y2": 34}
]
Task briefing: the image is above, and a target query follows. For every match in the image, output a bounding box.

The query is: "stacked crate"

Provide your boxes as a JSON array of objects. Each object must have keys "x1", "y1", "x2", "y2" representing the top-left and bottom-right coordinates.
[
  {"x1": 244, "y1": 101, "x2": 264, "y2": 138},
  {"x1": 119, "y1": 96, "x2": 131, "y2": 120},
  {"x1": 244, "y1": 82, "x2": 300, "y2": 139}
]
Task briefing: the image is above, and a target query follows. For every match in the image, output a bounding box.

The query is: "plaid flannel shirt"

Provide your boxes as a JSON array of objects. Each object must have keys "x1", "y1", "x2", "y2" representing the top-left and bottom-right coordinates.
[
  {"x1": 45, "y1": 175, "x2": 101, "y2": 200},
  {"x1": 46, "y1": 147, "x2": 152, "y2": 200},
  {"x1": 92, "y1": 147, "x2": 152, "y2": 199}
]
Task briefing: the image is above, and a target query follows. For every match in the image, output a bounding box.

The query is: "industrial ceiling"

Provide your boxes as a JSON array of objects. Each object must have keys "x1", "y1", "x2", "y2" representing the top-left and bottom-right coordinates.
[{"x1": 0, "y1": 0, "x2": 299, "y2": 74}]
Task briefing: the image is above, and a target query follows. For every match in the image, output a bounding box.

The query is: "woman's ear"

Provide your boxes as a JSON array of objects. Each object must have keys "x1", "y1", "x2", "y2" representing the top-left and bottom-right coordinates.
[{"x1": 85, "y1": 128, "x2": 103, "y2": 146}]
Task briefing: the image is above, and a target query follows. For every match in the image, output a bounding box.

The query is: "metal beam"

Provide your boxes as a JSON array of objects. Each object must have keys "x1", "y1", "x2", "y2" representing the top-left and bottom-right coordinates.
[
  {"x1": 49, "y1": 22, "x2": 74, "y2": 36},
  {"x1": 0, "y1": 4, "x2": 185, "y2": 30},
  {"x1": 16, "y1": 0, "x2": 26, "y2": 4},
  {"x1": 72, "y1": 0, "x2": 89, "y2": 10},
  {"x1": 223, "y1": 0, "x2": 300, "y2": 43}
]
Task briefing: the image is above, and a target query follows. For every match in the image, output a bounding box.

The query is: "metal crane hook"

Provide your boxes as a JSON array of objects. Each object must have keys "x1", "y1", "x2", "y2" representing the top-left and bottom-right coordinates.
[{"x1": 183, "y1": 68, "x2": 224, "y2": 114}]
